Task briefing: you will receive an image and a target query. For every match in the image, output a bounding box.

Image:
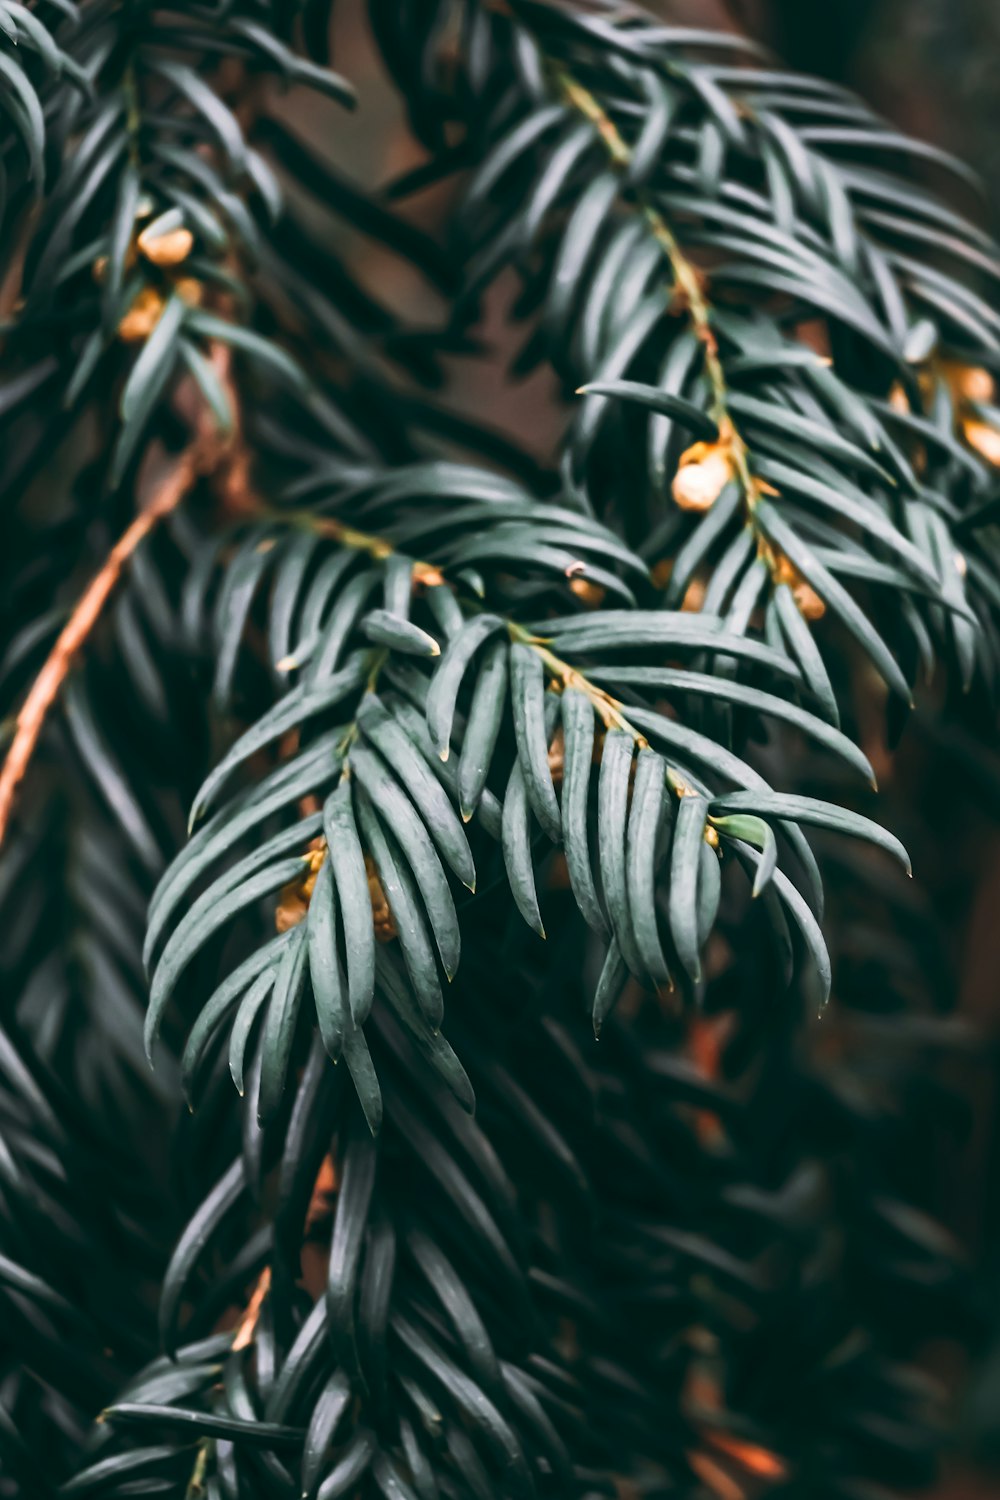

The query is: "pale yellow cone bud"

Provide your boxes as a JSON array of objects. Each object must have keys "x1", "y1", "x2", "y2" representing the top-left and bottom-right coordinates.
[{"x1": 672, "y1": 441, "x2": 734, "y2": 512}]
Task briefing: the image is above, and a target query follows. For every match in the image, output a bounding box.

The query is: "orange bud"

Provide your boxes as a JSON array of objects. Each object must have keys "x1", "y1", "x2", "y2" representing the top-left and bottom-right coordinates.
[
  {"x1": 965, "y1": 368, "x2": 995, "y2": 402},
  {"x1": 792, "y1": 579, "x2": 826, "y2": 620},
  {"x1": 772, "y1": 553, "x2": 797, "y2": 587},
  {"x1": 681, "y1": 577, "x2": 706, "y2": 613},
  {"x1": 888, "y1": 381, "x2": 910, "y2": 414},
  {"x1": 569, "y1": 576, "x2": 605, "y2": 607},
  {"x1": 772, "y1": 553, "x2": 825, "y2": 619},
  {"x1": 275, "y1": 882, "x2": 310, "y2": 932},
  {"x1": 137, "y1": 224, "x2": 194, "y2": 267},
  {"x1": 943, "y1": 360, "x2": 995, "y2": 404},
  {"x1": 117, "y1": 286, "x2": 165, "y2": 342},
  {"x1": 175, "y1": 277, "x2": 203, "y2": 306},
  {"x1": 412, "y1": 561, "x2": 446, "y2": 590},
  {"x1": 276, "y1": 844, "x2": 326, "y2": 929},
  {"x1": 964, "y1": 418, "x2": 1000, "y2": 466}
]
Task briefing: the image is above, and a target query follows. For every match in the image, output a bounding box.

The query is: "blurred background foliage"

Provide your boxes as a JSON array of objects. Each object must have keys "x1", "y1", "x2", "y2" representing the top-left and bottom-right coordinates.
[{"x1": 735, "y1": 0, "x2": 1000, "y2": 238}]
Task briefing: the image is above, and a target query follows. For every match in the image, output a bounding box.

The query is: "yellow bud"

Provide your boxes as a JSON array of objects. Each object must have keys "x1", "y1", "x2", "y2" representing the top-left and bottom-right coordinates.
[{"x1": 137, "y1": 224, "x2": 194, "y2": 268}]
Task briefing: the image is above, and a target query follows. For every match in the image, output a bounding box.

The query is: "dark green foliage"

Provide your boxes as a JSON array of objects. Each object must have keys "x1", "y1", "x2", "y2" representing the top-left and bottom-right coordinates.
[{"x1": 0, "y1": 2, "x2": 996, "y2": 1497}]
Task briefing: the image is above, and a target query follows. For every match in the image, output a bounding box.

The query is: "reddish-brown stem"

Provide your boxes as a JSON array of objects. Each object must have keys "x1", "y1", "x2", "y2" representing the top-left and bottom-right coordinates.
[
  {"x1": 0, "y1": 435, "x2": 222, "y2": 845},
  {"x1": 231, "y1": 1266, "x2": 272, "y2": 1352}
]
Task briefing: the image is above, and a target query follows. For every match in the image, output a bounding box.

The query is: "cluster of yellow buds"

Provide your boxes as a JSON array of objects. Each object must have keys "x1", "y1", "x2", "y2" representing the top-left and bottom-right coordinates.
[
  {"x1": 671, "y1": 437, "x2": 735, "y2": 512},
  {"x1": 944, "y1": 362, "x2": 1000, "y2": 466},
  {"x1": 366, "y1": 854, "x2": 396, "y2": 943},
  {"x1": 275, "y1": 842, "x2": 398, "y2": 942},
  {"x1": 275, "y1": 842, "x2": 326, "y2": 932},
  {"x1": 896, "y1": 363, "x2": 1000, "y2": 467},
  {"x1": 116, "y1": 277, "x2": 203, "y2": 340},
  {"x1": 93, "y1": 206, "x2": 201, "y2": 343}
]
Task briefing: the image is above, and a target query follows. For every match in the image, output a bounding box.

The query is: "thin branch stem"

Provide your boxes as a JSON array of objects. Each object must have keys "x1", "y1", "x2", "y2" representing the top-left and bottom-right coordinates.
[
  {"x1": 555, "y1": 70, "x2": 761, "y2": 514},
  {"x1": 508, "y1": 619, "x2": 650, "y2": 746},
  {"x1": 186, "y1": 1439, "x2": 212, "y2": 1499},
  {"x1": 0, "y1": 435, "x2": 223, "y2": 845},
  {"x1": 279, "y1": 509, "x2": 394, "y2": 562},
  {"x1": 231, "y1": 1267, "x2": 271, "y2": 1352},
  {"x1": 230, "y1": 1155, "x2": 334, "y2": 1353}
]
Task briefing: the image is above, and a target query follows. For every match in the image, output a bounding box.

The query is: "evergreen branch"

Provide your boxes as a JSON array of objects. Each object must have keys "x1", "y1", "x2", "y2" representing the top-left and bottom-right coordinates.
[
  {"x1": 412, "y1": 0, "x2": 1000, "y2": 701},
  {"x1": 0, "y1": 6, "x2": 989, "y2": 1498},
  {"x1": 145, "y1": 472, "x2": 906, "y2": 1116}
]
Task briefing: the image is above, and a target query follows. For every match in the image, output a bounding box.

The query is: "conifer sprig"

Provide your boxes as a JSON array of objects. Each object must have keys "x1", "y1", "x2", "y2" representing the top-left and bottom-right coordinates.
[{"x1": 0, "y1": 4, "x2": 992, "y2": 1498}]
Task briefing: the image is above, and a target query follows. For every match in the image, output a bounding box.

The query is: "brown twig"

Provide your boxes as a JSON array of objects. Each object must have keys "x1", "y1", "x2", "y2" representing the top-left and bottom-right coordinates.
[
  {"x1": 555, "y1": 70, "x2": 763, "y2": 520},
  {"x1": 229, "y1": 1155, "x2": 337, "y2": 1352},
  {"x1": 304, "y1": 1152, "x2": 338, "y2": 1232},
  {"x1": 0, "y1": 434, "x2": 223, "y2": 845},
  {"x1": 231, "y1": 1266, "x2": 272, "y2": 1352}
]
